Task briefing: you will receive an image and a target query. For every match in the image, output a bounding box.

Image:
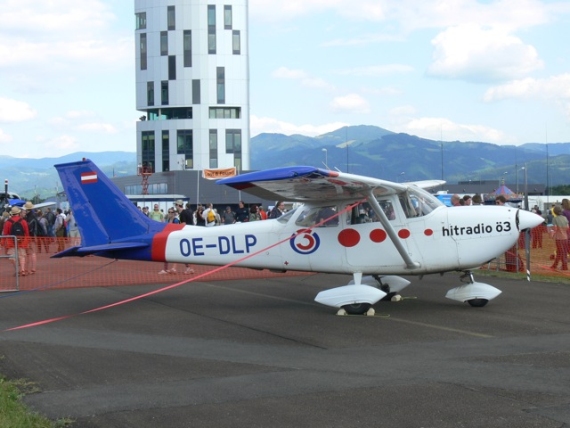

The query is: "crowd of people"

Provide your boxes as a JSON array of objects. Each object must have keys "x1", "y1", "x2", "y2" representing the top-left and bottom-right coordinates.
[
  {"x1": 138, "y1": 200, "x2": 286, "y2": 227},
  {"x1": 0, "y1": 202, "x2": 79, "y2": 277}
]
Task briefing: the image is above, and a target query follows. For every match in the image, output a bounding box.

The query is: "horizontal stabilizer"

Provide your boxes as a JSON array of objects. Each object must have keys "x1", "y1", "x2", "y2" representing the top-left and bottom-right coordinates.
[{"x1": 52, "y1": 242, "x2": 149, "y2": 259}]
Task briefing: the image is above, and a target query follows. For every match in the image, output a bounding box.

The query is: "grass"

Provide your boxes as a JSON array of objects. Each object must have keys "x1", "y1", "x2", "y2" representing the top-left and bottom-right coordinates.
[{"x1": 0, "y1": 376, "x2": 72, "y2": 428}]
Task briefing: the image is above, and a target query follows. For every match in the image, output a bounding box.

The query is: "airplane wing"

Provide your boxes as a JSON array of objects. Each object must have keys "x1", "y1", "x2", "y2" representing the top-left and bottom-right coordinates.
[{"x1": 218, "y1": 166, "x2": 445, "y2": 202}]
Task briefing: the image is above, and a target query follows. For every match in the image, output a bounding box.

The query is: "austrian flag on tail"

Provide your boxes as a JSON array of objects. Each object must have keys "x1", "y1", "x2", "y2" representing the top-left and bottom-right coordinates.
[{"x1": 81, "y1": 171, "x2": 98, "y2": 184}]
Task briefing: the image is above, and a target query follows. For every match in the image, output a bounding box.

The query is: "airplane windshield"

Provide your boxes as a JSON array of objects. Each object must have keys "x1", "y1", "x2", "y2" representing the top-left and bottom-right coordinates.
[
  {"x1": 295, "y1": 206, "x2": 339, "y2": 227},
  {"x1": 277, "y1": 207, "x2": 297, "y2": 224},
  {"x1": 405, "y1": 186, "x2": 444, "y2": 217}
]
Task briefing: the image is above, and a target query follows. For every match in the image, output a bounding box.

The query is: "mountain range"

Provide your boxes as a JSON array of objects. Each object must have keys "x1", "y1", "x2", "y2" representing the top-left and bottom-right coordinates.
[{"x1": 2, "y1": 125, "x2": 569, "y2": 200}]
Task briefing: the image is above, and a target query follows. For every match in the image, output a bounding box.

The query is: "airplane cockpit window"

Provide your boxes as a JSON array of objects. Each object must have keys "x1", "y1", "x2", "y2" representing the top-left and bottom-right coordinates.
[
  {"x1": 296, "y1": 206, "x2": 339, "y2": 227},
  {"x1": 400, "y1": 187, "x2": 444, "y2": 218},
  {"x1": 277, "y1": 207, "x2": 297, "y2": 224}
]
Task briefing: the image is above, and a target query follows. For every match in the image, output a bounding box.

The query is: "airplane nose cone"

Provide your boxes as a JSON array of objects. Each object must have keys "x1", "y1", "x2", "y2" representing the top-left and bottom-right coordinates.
[{"x1": 517, "y1": 209, "x2": 544, "y2": 231}]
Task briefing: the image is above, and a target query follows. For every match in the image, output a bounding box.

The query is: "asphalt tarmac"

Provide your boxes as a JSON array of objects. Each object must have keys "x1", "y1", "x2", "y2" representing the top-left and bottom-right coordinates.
[{"x1": 1, "y1": 272, "x2": 569, "y2": 427}]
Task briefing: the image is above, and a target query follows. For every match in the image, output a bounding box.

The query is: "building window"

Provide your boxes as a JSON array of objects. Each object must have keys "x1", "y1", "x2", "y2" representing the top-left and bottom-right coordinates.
[
  {"x1": 135, "y1": 12, "x2": 146, "y2": 30},
  {"x1": 140, "y1": 33, "x2": 147, "y2": 70},
  {"x1": 162, "y1": 131, "x2": 170, "y2": 172},
  {"x1": 224, "y1": 5, "x2": 232, "y2": 29},
  {"x1": 147, "y1": 107, "x2": 192, "y2": 120},
  {"x1": 208, "y1": 5, "x2": 216, "y2": 54},
  {"x1": 161, "y1": 81, "x2": 169, "y2": 105},
  {"x1": 183, "y1": 30, "x2": 192, "y2": 67},
  {"x1": 168, "y1": 55, "x2": 176, "y2": 80},
  {"x1": 217, "y1": 67, "x2": 225, "y2": 104},
  {"x1": 232, "y1": 30, "x2": 240, "y2": 55},
  {"x1": 177, "y1": 130, "x2": 193, "y2": 168},
  {"x1": 147, "y1": 82, "x2": 154, "y2": 106},
  {"x1": 141, "y1": 131, "x2": 155, "y2": 173},
  {"x1": 167, "y1": 6, "x2": 175, "y2": 30},
  {"x1": 225, "y1": 129, "x2": 241, "y2": 154},
  {"x1": 161, "y1": 31, "x2": 168, "y2": 56},
  {"x1": 209, "y1": 130, "x2": 218, "y2": 168},
  {"x1": 226, "y1": 129, "x2": 242, "y2": 174},
  {"x1": 209, "y1": 107, "x2": 240, "y2": 118},
  {"x1": 192, "y1": 79, "x2": 201, "y2": 104}
]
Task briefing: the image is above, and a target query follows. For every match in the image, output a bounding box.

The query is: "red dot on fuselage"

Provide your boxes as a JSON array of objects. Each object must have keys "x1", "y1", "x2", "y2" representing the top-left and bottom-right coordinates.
[
  {"x1": 370, "y1": 229, "x2": 387, "y2": 243},
  {"x1": 338, "y1": 229, "x2": 361, "y2": 247},
  {"x1": 424, "y1": 229, "x2": 433, "y2": 236},
  {"x1": 398, "y1": 229, "x2": 411, "y2": 239}
]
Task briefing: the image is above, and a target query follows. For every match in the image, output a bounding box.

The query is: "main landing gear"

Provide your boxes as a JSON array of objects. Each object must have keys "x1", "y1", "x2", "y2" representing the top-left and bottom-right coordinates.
[
  {"x1": 314, "y1": 273, "x2": 412, "y2": 315},
  {"x1": 445, "y1": 270, "x2": 502, "y2": 307}
]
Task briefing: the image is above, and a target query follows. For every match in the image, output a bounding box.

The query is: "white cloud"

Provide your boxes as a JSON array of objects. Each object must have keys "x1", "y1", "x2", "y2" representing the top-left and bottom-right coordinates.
[
  {"x1": 427, "y1": 24, "x2": 543, "y2": 82},
  {"x1": 76, "y1": 123, "x2": 118, "y2": 134},
  {"x1": 483, "y1": 74, "x2": 570, "y2": 101},
  {"x1": 397, "y1": 117, "x2": 517, "y2": 144},
  {"x1": 272, "y1": 67, "x2": 308, "y2": 80},
  {"x1": 484, "y1": 74, "x2": 570, "y2": 121},
  {"x1": 0, "y1": 97, "x2": 37, "y2": 123},
  {"x1": 0, "y1": 128, "x2": 13, "y2": 143},
  {"x1": 335, "y1": 64, "x2": 414, "y2": 77},
  {"x1": 44, "y1": 134, "x2": 80, "y2": 152},
  {"x1": 66, "y1": 111, "x2": 96, "y2": 119},
  {"x1": 272, "y1": 67, "x2": 335, "y2": 90},
  {"x1": 251, "y1": 115, "x2": 348, "y2": 137},
  {"x1": 389, "y1": 105, "x2": 417, "y2": 116},
  {"x1": 321, "y1": 33, "x2": 403, "y2": 47},
  {"x1": 0, "y1": 0, "x2": 132, "y2": 85},
  {"x1": 329, "y1": 94, "x2": 371, "y2": 114},
  {"x1": 250, "y1": 0, "x2": 564, "y2": 29}
]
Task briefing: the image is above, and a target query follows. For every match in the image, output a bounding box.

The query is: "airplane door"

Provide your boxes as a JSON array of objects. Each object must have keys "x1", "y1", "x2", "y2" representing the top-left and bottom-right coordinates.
[
  {"x1": 281, "y1": 205, "x2": 350, "y2": 272},
  {"x1": 344, "y1": 200, "x2": 414, "y2": 270}
]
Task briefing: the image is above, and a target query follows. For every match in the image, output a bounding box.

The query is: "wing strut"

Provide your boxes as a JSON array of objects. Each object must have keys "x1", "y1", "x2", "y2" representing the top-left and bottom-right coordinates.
[{"x1": 366, "y1": 190, "x2": 421, "y2": 269}]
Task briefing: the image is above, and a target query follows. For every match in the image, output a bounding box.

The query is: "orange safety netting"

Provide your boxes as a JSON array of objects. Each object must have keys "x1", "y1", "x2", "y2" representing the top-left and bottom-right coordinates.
[
  {"x1": 482, "y1": 227, "x2": 570, "y2": 279},
  {"x1": 2, "y1": 230, "x2": 569, "y2": 293}
]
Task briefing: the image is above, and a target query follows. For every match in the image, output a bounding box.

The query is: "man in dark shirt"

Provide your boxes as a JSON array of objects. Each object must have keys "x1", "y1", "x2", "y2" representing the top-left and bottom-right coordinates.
[
  {"x1": 176, "y1": 200, "x2": 193, "y2": 225},
  {"x1": 235, "y1": 201, "x2": 249, "y2": 223}
]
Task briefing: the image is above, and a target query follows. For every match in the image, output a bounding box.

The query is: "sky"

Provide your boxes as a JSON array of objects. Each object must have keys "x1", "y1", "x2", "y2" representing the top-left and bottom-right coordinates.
[{"x1": 1, "y1": 0, "x2": 570, "y2": 159}]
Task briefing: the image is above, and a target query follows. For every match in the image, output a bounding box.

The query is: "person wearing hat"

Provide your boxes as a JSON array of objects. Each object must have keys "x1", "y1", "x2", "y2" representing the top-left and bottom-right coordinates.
[
  {"x1": 1, "y1": 206, "x2": 30, "y2": 276},
  {"x1": 22, "y1": 201, "x2": 39, "y2": 274},
  {"x1": 175, "y1": 199, "x2": 193, "y2": 226}
]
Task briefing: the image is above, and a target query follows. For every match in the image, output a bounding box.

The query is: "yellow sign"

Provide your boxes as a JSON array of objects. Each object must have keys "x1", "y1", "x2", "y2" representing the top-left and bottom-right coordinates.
[{"x1": 202, "y1": 167, "x2": 237, "y2": 180}]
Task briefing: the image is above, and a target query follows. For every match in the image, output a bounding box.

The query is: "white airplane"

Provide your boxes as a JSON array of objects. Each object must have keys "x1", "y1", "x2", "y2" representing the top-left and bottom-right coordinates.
[{"x1": 53, "y1": 159, "x2": 543, "y2": 315}]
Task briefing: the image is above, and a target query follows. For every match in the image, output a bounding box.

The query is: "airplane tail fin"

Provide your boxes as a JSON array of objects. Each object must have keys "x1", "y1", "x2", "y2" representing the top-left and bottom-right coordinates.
[{"x1": 54, "y1": 158, "x2": 166, "y2": 258}]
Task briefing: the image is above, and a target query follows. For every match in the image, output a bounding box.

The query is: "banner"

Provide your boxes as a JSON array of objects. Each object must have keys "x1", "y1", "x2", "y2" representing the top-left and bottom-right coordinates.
[{"x1": 202, "y1": 167, "x2": 237, "y2": 180}]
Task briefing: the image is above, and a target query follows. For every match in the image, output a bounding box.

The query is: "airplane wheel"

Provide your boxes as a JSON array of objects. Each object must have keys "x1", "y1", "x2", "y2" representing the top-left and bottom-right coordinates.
[
  {"x1": 342, "y1": 303, "x2": 371, "y2": 315},
  {"x1": 467, "y1": 298, "x2": 488, "y2": 308}
]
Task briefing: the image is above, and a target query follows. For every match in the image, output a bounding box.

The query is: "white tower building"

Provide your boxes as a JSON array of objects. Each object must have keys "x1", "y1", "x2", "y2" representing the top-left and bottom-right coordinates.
[{"x1": 134, "y1": 0, "x2": 249, "y2": 173}]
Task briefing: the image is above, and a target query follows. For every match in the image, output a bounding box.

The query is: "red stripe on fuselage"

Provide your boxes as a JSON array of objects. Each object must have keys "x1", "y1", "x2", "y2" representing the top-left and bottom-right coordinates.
[{"x1": 151, "y1": 223, "x2": 186, "y2": 261}]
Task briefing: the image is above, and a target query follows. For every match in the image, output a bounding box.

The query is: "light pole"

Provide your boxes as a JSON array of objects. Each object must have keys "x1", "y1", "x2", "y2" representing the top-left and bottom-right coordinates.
[
  {"x1": 322, "y1": 148, "x2": 328, "y2": 168},
  {"x1": 522, "y1": 165, "x2": 528, "y2": 210}
]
